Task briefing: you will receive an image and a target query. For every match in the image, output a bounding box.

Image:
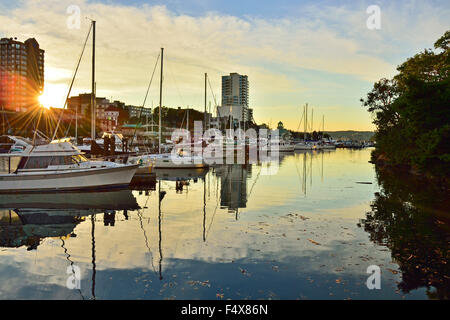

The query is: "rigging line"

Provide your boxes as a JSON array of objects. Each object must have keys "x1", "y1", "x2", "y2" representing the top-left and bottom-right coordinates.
[
  {"x1": 293, "y1": 157, "x2": 303, "y2": 194},
  {"x1": 63, "y1": 116, "x2": 73, "y2": 137},
  {"x1": 247, "y1": 164, "x2": 262, "y2": 199},
  {"x1": 137, "y1": 209, "x2": 157, "y2": 274},
  {"x1": 205, "y1": 185, "x2": 219, "y2": 240},
  {"x1": 130, "y1": 53, "x2": 160, "y2": 148},
  {"x1": 207, "y1": 77, "x2": 218, "y2": 107},
  {"x1": 296, "y1": 108, "x2": 305, "y2": 133},
  {"x1": 52, "y1": 23, "x2": 93, "y2": 141},
  {"x1": 165, "y1": 54, "x2": 186, "y2": 107},
  {"x1": 60, "y1": 238, "x2": 85, "y2": 300},
  {"x1": 205, "y1": 166, "x2": 231, "y2": 240}
]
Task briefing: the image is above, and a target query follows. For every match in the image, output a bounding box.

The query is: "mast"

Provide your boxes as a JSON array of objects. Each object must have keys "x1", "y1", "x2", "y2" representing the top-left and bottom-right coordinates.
[
  {"x1": 75, "y1": 105, "x2": 78, "y2": 144},
  {"x1": 158, "y1": 48, "x2": 164, "y2": 154},
  {"x1": 305, "y1": 103, "x2": 308, "y2": 141},
  {"x1": 186, "y1": 107, "x2": 189, "y2": 132},
  {"x1": 151, "y1": 100, "x2": 154, "y2": 135},
  {"x1": 204, "y1": 73, "x2": 207, "y2": 131},
  {"x1": 91, "y1": 20, "x2": 96, "y2": 140},
  {"x1": 322, "y1": 115, "x2": 325, "y2": 140},
  {"x1": 208, "y1": 101, "x2": 211, "y2": 130}
]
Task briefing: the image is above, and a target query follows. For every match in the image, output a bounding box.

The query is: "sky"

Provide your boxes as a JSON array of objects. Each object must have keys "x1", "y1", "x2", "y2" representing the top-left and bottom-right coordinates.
[{"x1": 0, "y1": 0, "x2": 448, "y2": 131}]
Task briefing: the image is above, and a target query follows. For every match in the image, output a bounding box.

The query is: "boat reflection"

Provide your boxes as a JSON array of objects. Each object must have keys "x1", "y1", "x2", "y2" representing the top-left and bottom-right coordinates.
[
  {"x1": 0, "y1": 190, "x2": 139, "y2": 250},
  {"x1": 154, "y1": 167, "x2": 209, "y2": 181}
]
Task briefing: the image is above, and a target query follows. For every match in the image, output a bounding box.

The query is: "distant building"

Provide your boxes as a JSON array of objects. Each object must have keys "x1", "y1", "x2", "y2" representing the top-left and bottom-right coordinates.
[
  {"x1": 98, "y1": 106, "x2": 120, "y2": 132},
  {"x1": 67, "y1": 93, "x2": 104, "y2": 117},
  {"x1": 217, "y1": 72, "x2": 251, "y2": 123},
  {"x1": 126, "y1": 105, "x2": 152, "y2": 119},
  {"x1": 275, "y1": 121, "x2": 291, "y2": 140},
  {"x1": 0, "y1": 37, "x2": 44, "y2": 112},
  {"x1": 67, "y1": 93, "x2": 152, "y2": 131}
]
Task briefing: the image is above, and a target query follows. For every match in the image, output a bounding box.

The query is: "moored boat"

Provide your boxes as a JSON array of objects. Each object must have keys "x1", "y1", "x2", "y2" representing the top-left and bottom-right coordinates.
[{"x1": 0, "y1": 136, "x2": 138, "y2": 193}]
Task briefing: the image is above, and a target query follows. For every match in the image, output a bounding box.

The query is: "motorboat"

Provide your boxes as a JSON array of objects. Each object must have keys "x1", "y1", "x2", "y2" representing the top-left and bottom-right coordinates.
[
  {"x1": 270, "y1": 139, "x2": 295, "y2": 152},
  {"x1": 129, "y1": 151, "x2": 208, "y2": 169},
  {"x1": 0, "y1": 136, "x2": 138, "y2": 193},
  {"x1": 294, "y1": 141, "x2": 313, "y2": 150}
]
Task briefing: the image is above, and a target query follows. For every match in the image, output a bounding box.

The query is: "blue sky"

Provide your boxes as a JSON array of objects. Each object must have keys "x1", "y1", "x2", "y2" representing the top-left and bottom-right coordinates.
[{"x1": 1, "y1": 0, "x2": 449, "y2": 130}]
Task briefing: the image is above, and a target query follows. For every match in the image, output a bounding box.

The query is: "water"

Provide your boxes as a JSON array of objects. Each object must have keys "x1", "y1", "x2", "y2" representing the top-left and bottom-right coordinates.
[{"x1": 0, "y1": 148, "x2": 448, "y2": 300}]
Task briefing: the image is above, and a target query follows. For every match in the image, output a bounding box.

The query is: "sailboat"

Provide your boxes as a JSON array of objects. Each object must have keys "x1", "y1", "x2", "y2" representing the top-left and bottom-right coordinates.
[
  {"x1": 145, "y1": 49, "x2": 207, "y2": 169},
  {"x1": 294, "y1": 103, "x2": 316, "y2": 150}
]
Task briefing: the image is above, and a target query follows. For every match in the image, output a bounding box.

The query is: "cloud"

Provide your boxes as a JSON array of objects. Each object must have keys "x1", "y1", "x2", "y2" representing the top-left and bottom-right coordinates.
[{"x1": 0, "y1": 0, "x2": 448, "y2": 130}]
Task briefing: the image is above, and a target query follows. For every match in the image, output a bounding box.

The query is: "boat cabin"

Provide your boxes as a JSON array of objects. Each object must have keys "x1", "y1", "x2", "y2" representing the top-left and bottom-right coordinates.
[{"x1": 0, "y1": 137, "x2": 88, "y2": 174}]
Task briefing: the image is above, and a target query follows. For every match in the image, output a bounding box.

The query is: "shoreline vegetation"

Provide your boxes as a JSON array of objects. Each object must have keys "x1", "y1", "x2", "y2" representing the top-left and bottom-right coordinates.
[{"x1": 361, "y1": 30, "x2": 450, "y2": 188}]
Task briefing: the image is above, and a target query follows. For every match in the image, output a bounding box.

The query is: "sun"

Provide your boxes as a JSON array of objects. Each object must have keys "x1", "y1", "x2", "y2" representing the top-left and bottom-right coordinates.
[
  {"x1": 38, "y1": 93, "x2": 52, "y2": 109},
  {"x1": 37, "y1": 83, "x2": 70, "y2": 110}
]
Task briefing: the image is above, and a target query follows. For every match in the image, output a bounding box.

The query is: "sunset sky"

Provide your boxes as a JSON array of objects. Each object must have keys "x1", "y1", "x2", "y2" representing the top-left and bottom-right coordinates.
[{"x1": 1, "y1": 0, "x2": 448, "y2": 131}]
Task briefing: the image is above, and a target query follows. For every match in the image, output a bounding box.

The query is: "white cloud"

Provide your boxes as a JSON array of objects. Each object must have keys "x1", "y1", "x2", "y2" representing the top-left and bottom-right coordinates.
[{"x1": 0, "y1": 0, "x2": 448, "y2": 130}]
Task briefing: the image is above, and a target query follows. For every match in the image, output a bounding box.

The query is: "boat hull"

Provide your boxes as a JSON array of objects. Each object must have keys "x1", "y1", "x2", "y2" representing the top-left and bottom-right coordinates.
[{"x1": 0, "y1": 164, "x2": 138, "y2": 193}]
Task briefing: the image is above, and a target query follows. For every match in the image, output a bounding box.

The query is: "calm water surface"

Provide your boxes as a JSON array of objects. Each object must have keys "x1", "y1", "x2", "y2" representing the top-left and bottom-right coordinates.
[{"x1": 0, "y1": 148, "x2": 448, "y2": 299}]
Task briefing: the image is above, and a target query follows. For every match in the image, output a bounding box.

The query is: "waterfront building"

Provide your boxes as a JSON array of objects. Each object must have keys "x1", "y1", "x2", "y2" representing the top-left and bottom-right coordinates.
[
  {"x1": 217, "y1": 72, "x2": 252, "y2": 123},
  {"x1": 126, "y1": 105, "x2": 152, "y2": 119},
  {"x1": 0, "y1": 37, "x2": 44, "y2": 112}
]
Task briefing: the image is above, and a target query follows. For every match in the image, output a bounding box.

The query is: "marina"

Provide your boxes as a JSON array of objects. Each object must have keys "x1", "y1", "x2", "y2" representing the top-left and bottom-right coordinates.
[
  {"x1": 0, "y1": 148, "x2": 447, "y2": 299},
  {"x1": 0, "y1": 0, "x2": 448, "y2": 305}
]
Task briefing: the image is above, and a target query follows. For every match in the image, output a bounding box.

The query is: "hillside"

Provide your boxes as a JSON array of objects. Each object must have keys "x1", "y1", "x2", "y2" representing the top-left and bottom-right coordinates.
[{"x1": 324, "y1": 131, "x2": 375, "y2": 141}]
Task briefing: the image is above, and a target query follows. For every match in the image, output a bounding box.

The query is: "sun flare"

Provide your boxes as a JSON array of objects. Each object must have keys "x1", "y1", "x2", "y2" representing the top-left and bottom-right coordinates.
[{"x1": 38, "y1": 84, "x2": 67, "y2": 109}]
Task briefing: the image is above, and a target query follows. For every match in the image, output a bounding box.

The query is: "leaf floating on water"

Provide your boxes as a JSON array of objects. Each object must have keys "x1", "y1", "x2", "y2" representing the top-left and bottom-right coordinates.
[
  {"x1": 187, "y1": 280, "x2": 211, "y2": 287},
  {"x1": 307, "y1": 239, "x2": 321, "y2": 245},
  {"x1": 387, "y1": 268, "x2": 399, "y2": 274},
  {"x1": 239, "y1": 268, "x2": 251, "y2": 276}
]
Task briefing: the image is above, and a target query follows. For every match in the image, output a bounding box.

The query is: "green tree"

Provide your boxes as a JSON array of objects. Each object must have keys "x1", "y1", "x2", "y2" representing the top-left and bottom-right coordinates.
[{"x1": 361, "y1": 30, "x2": 450, "y2": 177}]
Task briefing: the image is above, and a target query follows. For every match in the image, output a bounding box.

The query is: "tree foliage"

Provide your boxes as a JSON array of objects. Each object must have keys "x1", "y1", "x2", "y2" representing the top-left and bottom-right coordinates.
[{"x1": 362, "y1": 30, "x2": 450, "y2": 176}]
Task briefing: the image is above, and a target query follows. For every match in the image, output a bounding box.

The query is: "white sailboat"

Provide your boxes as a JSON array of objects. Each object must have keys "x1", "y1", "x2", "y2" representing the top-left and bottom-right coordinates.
[
  {"x1": 270, "y1": 139, "x2": 295, "y2": 152},
  {"x1": 151, "y1": 49, "x2": 208, "y2": 169}
]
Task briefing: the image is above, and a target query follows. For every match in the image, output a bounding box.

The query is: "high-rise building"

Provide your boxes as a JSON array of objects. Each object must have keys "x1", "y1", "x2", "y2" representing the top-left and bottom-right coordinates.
[
  {"x1": 221, "y1": 72, "x2": 248, "y2": 107},
  {"x1": 0, "y1": 37, "x2": 44, "y2": 112},
  {"x1": 218, "y1": 72, "x2": 251, "y2": 123}
]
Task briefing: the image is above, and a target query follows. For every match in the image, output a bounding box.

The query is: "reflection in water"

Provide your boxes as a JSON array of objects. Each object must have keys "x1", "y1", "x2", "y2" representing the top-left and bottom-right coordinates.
[
  {"x1": 158, "y1": 180, "x2": 164, "y2": 281},
  {"x1": 359, "y1": 167, "x2": 450, "y2": 299},
  {"x1": 0, "y1": 189, "x2": 139, "y2": 300},
  {"x1": 0, "y1": 149, "x2": 448, "y2": 300},
  {"x1": 0, "y1": 190, "x2": 139, "y2": 249},
  {"x1": 215, "y1": 164, "x2": 251, "y2": 215},
  {"x1": 91, "y1": 214, "x2": 96, "y2": 300}
]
